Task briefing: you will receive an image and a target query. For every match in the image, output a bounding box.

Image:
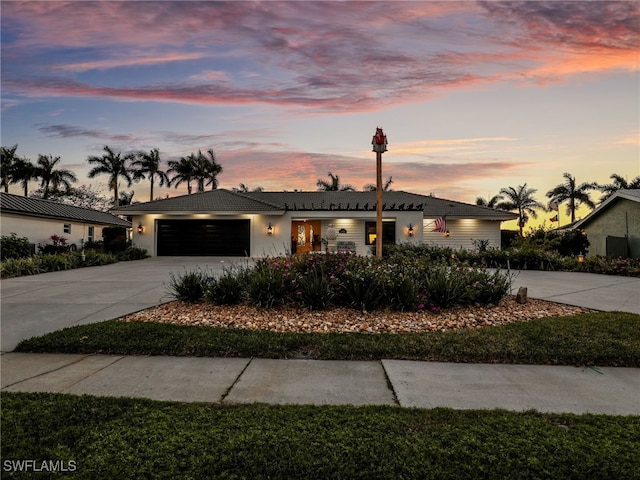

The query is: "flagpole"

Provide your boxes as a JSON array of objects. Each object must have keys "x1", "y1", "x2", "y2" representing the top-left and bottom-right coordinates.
[{"x1": 372, "y1": 128, "x2": 388, "y2": 259}]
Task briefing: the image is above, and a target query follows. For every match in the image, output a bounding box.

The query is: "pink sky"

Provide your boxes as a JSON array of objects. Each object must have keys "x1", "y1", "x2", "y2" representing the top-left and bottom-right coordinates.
[{"x1": 2, "y1": 1, "x2": 638, "y2": 229}]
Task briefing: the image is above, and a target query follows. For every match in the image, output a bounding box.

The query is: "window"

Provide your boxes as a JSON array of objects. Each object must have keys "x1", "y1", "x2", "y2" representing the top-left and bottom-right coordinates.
[
  {"x1": 364, "y1": 221, "x2": 396, "y2": 245},
  {"x1": 63, "y1": 224, "x2": 71, "y2": 234},
  {"x1": 87, "y1": 226, "x2": 95, "y2": 242}
]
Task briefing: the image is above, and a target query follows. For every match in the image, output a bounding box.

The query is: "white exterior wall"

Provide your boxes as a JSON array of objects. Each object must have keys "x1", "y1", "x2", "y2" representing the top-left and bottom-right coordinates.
[
  {"x1": 131, "y1": 212, "x2": 503, "y2": 257},
  {"x1": 1, "y1": 213, "x2": 110, "y2": 249},
  {"x1": 422, "y1": 218, "x2": 502, "y2": 251}
]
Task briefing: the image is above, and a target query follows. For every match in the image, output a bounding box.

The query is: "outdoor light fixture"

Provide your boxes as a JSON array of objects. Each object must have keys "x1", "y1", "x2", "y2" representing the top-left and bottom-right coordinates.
[
  {"x1": 445, "y1": 230, "x2": 451, "y2": 237},
  {"x1": 578, "y1": 254, "x2": 585, "y2": 263},
  {"x1": 137, "y1": 223, "x2": 144, "y2": 234},
  {"x1": 267, "y1": 222, "x2": 274, "y2": 236},
  {"x1": 408, "y1": 224, "x2": 414, "y2": 237}
]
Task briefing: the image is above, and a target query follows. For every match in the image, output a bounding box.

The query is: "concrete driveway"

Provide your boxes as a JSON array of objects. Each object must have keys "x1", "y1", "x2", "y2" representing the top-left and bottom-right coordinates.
[
  {"x1": 0, "y1": 257, "x2": 250, "y2": 352},
  {"x1": 1, "y1": 258, "x2": 639, "y2": 352}
]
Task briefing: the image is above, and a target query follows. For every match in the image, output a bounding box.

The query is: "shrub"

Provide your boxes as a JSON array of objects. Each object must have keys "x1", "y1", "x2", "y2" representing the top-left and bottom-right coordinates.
[
  {"x1": 205, "y1": 266, "x2": 247, "y2": 306},
  {"x1": 0, "y1": 233, "x2": 33, "y2": 260},
  {"x1": 417, "y1": 266, "x2": 466, "y2": 308},
  {"x1": 339, "y1": 267, "x2": 385, "y2": 312},
  {"x1": 294, "y1": 265, "x2": 334, "y2": 310},
  {"x1": 167, "y1": 269, "x2": 209, "y2": 303},
  {"x1": 246, "y1": 261, "x2": 291, "y2": 308},
  {"x1": 102, "y1": 226, "x2": 128, "y2": 253},
  {"x1": 116, "y1": 246, "x2": 149, "y2": 261}
]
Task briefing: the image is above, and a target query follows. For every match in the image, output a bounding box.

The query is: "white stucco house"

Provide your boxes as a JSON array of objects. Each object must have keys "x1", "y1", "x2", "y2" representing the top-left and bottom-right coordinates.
[
  {"x1": 0, "y1": 192, "x2": 131, "y2": 250},
  {"x1": 111, "y1": 190, "x2": 517, "y2": 257}
]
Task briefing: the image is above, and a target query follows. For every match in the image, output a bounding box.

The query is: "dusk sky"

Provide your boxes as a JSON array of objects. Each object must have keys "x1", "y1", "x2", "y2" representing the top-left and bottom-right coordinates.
[{"x1": 2, "y1": 1, "x2": 638, "y2": 228}]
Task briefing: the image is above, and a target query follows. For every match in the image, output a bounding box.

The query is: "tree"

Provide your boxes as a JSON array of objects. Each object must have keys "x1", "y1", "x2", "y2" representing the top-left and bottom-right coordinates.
[
  {"x1": 545, "y1": 172, "x2": 595, "y2": 223},
  {"x1": 1, "y1": 144, "x2": 19, "y2": 193},
  {"x1": 475, "y1": 194, "x2": 504, "y2": 208},
  {"x1": 167, "y1": 155, "x2": 196, "y2": 195},
  {"x1": 195, "y1": 149, "x2": 223, "y2": 191},
  {"x1": 595, "y1": 173, "x2": 640, "y2": 202},
  {"x1": 87, "y1": 146, "x2": 135, "y2": 206},
  {"x1": 132, "y1": 148, "x2": 170, "y2": 201},
  {"x1": 118, "y1": 190, "x2": 136, "y2": 206},
  {"x1": 36, "y1": 154, "x2": 77, "y2": 199},
  {"x1": 11, "y1": 157, "x2": 38, "y2": 196},
  {"x1": 316, "y1": 172, "x2": 355, "y2": 191},
  {"x1": 363, "y1": 176, "x2": 393, "y2": 192},
  {"x1": 496, "y1": 184, "x2": 546, "y2": 236},
  {"x1": 232, "y1": 183, "x2": 264, "y2": 193},
  {"x1": 32, "y1": 184, "x2": 112, "y2": 211}
]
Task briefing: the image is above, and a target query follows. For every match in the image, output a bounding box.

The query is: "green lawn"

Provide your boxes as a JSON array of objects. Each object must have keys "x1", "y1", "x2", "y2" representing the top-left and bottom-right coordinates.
[
  {"x1": 2, "y1": 392, "x2": 639, "y2": 480},
  {"x1": 15, "y1": 311, "x2": 640, "y2": 366}
]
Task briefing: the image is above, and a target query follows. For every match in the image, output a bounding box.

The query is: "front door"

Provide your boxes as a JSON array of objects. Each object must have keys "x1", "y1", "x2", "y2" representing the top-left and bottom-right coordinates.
[{"x1": 291, "y1": 220, "x2": 321, "y2": 254}]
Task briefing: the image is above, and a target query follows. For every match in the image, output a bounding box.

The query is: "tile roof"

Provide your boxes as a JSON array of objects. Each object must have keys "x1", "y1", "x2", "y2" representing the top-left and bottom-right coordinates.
[
  {"x1": 1, "y1": 193, "x2": 131, "y2": 227},
  {"x1": 112, "y1": 189, "x2": 517, "y2": 220},
  {"x1": 112, "y1": 189, "x2": 284, "y2": 214}
]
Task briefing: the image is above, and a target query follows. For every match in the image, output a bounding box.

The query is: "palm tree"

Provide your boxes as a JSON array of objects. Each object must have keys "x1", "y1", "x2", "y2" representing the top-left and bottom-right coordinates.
[
  {"x1": 118, "y1": 190, "x2": 136, "y2": 206},
  {"x1": 496, "y1": 184, "x2": 546, "y2": 236},
  {"x1": 36, "y1": 154, "x2": 77, "y2": 199},
  {"x1": 167, "y1": 155, "x2": 196, "y2": 195},
  {"x1": 595, "y1": 173, "x2": 640, "y2": 202},
  {"x1": 11, "y1": 157, "x2": 38, "y2": 196},
  {"x1": 316, "y1": 172, "x2": 355, "y2": 191},
  {"x1": 232, "y1": 183, "x2": 264, "y2": 193},
  {"x1": 195, "y1": 149, "x2": 223, "y2": 191},
  {"x1": 476, "y1": 194, "x2": 504, "y2": 208},
  {"x1": 1, "y1": 144, "x2": 19, "y2": 193},
  {"x1": 546, "y1": 172, "x2": 595, "y2": 223},
  {"x1": 132, "y1": 148, "x2": 170, "y2": 201},
  {"x1": 363, "y1": 176, "x2": 393, "y2": 192},
  {"x1": 86, "y1": 146, "x2": 134, "y2": 206}
]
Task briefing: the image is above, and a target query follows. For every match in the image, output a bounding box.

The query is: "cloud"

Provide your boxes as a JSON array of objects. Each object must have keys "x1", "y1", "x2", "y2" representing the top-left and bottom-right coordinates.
[
  {"x1": 56, "y1": 53, "x2": 209, "y2": 72},
  {"x1": 36, "y1": 124, "x2": 135, "y2": 143},
  {"x1": 3, "y1": 1, "x2": 637, "y2": 113}
]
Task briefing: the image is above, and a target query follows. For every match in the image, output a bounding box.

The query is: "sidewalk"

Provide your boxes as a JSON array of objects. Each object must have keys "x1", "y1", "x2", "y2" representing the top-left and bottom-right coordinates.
[{"x1": 2, "y1": 352, "x2": 638, "y2": 415}]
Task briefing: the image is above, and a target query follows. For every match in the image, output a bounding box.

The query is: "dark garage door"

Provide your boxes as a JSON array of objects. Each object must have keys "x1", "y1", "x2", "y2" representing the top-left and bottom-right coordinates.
[{"x1": 157, "y1": 219, "x2": 250, "y2": 256}]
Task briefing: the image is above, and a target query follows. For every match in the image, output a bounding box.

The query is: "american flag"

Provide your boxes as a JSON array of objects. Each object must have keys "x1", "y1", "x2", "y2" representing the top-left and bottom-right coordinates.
[{"x1": 432, "y1": 216, "x2": 447, "y2": 233}]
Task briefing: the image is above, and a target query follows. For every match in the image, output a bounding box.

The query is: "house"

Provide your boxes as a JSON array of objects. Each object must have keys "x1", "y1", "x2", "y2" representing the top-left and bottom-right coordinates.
[
  {"x1": 0, "y1": 192, "x2": 131, "y2": 251},
  {"x1": 572, "y1": 189, "x2": 640, "y2": 258},
  {"x1": 111, "y1": 190, "x2": 517, "y2": 257}
]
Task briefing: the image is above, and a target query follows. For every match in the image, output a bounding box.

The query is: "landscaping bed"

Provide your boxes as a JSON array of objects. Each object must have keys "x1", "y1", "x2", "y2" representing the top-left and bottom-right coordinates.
[{"x1": 125, "y1": 296, "x2": 590, "y2": 334}]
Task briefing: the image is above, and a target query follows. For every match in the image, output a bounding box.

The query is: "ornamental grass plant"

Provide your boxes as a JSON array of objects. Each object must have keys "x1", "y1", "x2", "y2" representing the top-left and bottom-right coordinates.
[{"x1": 167, "y1": 252, "x2": 513, "y2": 312}]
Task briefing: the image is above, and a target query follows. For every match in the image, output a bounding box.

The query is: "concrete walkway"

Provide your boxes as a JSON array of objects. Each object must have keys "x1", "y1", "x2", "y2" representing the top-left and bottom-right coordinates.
[
  {"x1": 2, "y1": 353, "x2": 638, "y2": 415},
  {"x1": 1, "y1": 258, "x2": 639, "y2": 413}
]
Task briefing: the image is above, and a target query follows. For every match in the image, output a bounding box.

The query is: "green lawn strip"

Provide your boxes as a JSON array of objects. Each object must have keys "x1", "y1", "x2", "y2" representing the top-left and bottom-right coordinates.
[
  {"x1": 15, "y1": 312, "x2": 640, "y2": 366},
  {"x1": 2, "y1": 392, "x2": 638, "y2": 480}
]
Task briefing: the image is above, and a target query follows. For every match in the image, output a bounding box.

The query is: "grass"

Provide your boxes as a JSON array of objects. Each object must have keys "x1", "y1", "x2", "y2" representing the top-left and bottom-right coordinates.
[
  {"x1": 2, "y1": 392, "x2": 639, "y2": 480},
  {"x1": 15, "y1": 311, "x2": 640, "y2": 366}
]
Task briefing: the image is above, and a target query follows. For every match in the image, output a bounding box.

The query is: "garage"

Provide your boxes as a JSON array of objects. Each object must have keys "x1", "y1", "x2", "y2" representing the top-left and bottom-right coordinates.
[{"x1": 157, "y1": 219, "x2": 250, "y2": 256}]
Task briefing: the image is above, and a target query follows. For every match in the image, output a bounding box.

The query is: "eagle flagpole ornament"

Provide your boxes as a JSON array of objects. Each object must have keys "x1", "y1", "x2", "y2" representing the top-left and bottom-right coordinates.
[{"x1": 372, "y1": 127, "x2": 388, "y2": 258}]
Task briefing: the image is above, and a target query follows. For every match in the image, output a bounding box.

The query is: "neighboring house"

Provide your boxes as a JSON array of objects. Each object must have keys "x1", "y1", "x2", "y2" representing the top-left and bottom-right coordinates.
[
  {"x1": 572, "y1": 189, "x2": 640, "y2": 258},
  {"x1": 112, "y1": 190, "x2": 517, "y2": 257},
  {"x1": 0, "y1": 192, "x2": 131, "y2": 250}
]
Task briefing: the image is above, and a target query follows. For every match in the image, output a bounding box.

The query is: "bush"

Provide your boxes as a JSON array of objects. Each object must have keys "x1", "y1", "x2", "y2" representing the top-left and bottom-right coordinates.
[
  {"x1": 0, "y1": 233, "x2": 32, "y2": 260},
  {"x1": 167, "y1": 268, "x2": 210, "y2": 302},
  {"x1": 116, "y1": 246, "x2": 149, "y2": 261},
  {"x1": 294, "y1": 265, "x2": 334, "y2": 310},
  {"x1": 205, "y1": 266, "x2": 248, "y2": 306},
  {"x1": 102, "y1": 226, "x2": 128, "y2": 253},
  {"x1": 246, "y1": 261, "x2": 291, "y2": 308},
  {"x1": 339, "y1": 267, "x2": 385, "y2": 312},
  {"x1": 0, "y1": 251, "x2": 118, "y2": 278}
]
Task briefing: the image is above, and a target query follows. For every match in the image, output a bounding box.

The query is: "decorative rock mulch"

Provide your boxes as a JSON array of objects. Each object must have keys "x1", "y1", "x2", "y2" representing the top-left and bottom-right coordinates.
[{"x1": 121, "y1": 296, "x2": 592, "y2": 334}]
